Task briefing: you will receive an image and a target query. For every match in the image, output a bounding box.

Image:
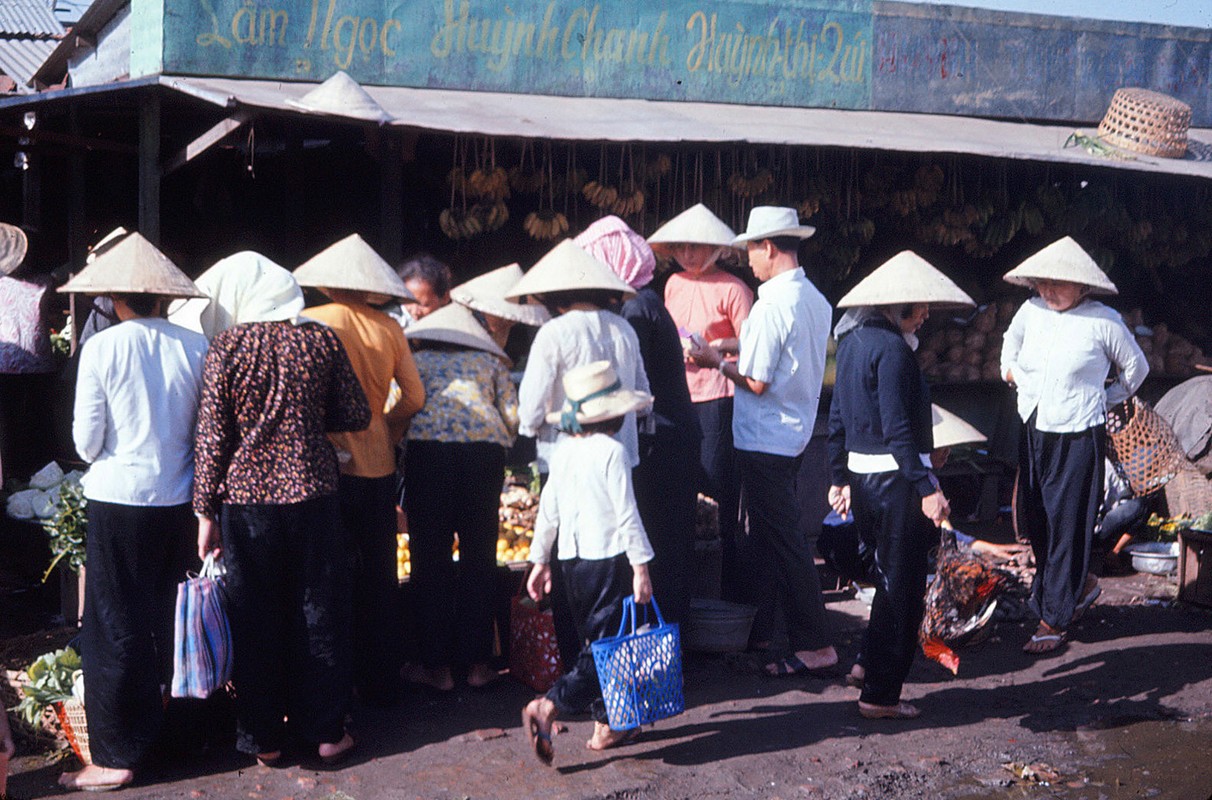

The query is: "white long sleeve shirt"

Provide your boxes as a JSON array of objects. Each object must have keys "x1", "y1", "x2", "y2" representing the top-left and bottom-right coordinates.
[
  {"x1": 1000, "y1": 298, "x2": 1148, "y2": 433},
  {"x1": 73, "y1": 317, "x2": 208, "y2": 506},
  {"x1": 529, "y1": 433, "x2": 654, "y2": 566},
  {"x1": 517, "y1": 308, "x2": 650, "y2": 470}
]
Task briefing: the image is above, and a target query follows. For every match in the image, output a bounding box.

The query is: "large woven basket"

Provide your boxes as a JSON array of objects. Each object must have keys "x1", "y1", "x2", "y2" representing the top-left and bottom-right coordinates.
[
  {"x1": 1106, "y1": 397, "x2": 1185, "y2": 497},
  {"x1": 1164, "y1": 464, "x2": 1212, "y2": 517},
  {"x1": 54, "y1": 699, "x2": 91, "y2": 765},
  {"x1": 1097, "y1": 88, "x2": 1191, "y2": 159}
]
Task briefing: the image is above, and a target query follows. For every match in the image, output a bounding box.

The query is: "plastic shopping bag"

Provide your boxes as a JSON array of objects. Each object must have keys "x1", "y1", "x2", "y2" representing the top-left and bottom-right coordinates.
[{"x1": 170, "y1": 553, "x2": 233, "y2": 699}]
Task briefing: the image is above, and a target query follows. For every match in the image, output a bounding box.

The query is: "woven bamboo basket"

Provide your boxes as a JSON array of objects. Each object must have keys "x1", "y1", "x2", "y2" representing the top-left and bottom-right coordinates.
[
  {"x1": 54, "y1": 699, "x2": 91, "y2": 765},
  {"x1": 1106, "y1": 397, "x2": 1185, "y2": 497},
  {"x1": 1097, "y1": 88, "x2": 1191, "y2": 159},
  {"x1": 1164, "y1": 464, "x2": 1212, "y2": 517}
]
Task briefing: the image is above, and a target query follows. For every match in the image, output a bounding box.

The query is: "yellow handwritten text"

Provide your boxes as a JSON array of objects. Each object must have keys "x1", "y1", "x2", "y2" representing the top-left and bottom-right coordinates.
[{"x1": 304, "y1": 0, "x2": 403, "y2": 70}]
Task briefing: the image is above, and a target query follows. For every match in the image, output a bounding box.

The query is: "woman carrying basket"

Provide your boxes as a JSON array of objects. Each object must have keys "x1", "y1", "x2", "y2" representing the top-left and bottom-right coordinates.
[{"x1": 1000, "y1": 237, "x2": 1147, "y2": 654}]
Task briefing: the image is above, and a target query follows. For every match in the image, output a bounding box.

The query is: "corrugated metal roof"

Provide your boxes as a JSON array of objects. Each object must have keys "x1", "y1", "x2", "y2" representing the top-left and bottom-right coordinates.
[
  {"x1": 0, "y1": 0, "x2": 63, "y2": 37},
  {"x1": 53, "y1": 0, "x2": 90, "y2": 27},
  {"x1": 0, "y1": 37, "x2": 55, "y2": 91}
]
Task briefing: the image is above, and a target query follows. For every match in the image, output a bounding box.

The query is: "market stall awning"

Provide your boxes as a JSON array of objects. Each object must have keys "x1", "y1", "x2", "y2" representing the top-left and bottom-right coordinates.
[{"x1": 4, "y1": 74, "x2": 1212, "y2": 180}]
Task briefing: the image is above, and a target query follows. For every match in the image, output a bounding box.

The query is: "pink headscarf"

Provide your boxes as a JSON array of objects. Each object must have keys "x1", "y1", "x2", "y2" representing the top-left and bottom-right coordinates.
[{"x1": 574, "y1": 215, "x2": 655, "y2": 291}]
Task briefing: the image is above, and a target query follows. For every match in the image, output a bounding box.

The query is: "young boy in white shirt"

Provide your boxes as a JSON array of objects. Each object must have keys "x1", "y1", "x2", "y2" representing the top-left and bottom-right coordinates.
[{"x1": 521, "y1": 361, "x2": 655, "y2": 765}]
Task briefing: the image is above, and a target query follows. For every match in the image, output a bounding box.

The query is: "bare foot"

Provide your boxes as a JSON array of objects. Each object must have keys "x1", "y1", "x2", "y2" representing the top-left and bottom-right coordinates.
[
  {"x1": 466, "y1": 663, "x2": 499, "y2": 688},
  {"x1": 586, "y1": 721, "x2": 639, "y2": 751},
  {"x1": 522, "y1": 698, "x2": 557, "y2": 765},
  {"x1": 402, "y1": 663, "x2": 454, "y2": 692},
  {"x1": 790, "y1": 646, "x2": 838, "y2": 671},
  {"x1": 58, "y1": 764, "x2": 134, "y2": 792},
  {"x1": 318, "y1": 731, "x2": 356, "y2": 764},
  {"x1": 858, "y1": 700, "x2": 921, "y2": 720},
  {"x1": 1023, "y1": 621, "x2": 1066, "y2": 654},
  {"x1": 846, "y1": 664, "x2": 865, "y2": 689}
]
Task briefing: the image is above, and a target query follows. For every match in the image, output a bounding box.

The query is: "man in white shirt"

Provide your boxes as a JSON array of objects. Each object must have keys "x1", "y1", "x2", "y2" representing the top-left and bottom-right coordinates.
[
  {"x1": 57, "y1": 232, "x2": 208, "y2": 792},
  {"x1": 691, "y1": 206, "x2": 838, "y2": 676}
]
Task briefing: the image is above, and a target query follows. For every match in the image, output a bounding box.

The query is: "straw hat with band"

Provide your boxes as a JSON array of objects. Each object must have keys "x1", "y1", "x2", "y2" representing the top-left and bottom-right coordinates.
[
  {"x1": 58, "y1": 231, "x2": 204, "y2": 298},
  {"x1": 169, "y1": 251, "x2": 304, "y2": 340},
  {"x1": 545, "y1": 360, "x2": 654, "y2": 433},
  {"x1": 731, "y1": 206, "x2": 816, "y2": 245},
  {"x1": 837, "y1": 251, "x2": 976, "y2": 309},
  {"x1": 0, "y1": 222, "x2": 28, "y2": 276},
  {"x1": 647, "y1": 203, "x2": 737, "y2": 256},
  {"x1": 404, "y1": 302, "x2": 509, "y2": 362},
  {"x1": 285, "y1": 70, "x2": 392, "y2": 124},
  {"x1": 931, "y1": 404, "x2": 987, "y2": 450},
  {"x1": 294, "y1": 233, "x2": 416, "y2": 301},
  {"x1": 1002, "y1": 237, "x2": 1118, "y2": 296},
  {"x1": 450, "y1": 263, "x2": 549, "y2": 327},
  {"x1": 503, "y1": 239, "x2": 635, "y2": 303}
]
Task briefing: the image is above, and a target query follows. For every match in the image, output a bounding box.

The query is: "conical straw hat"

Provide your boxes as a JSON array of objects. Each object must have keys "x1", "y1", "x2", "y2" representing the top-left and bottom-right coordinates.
[
  {"x1": 837, "y1": 251, "x2": 975, "y2": 309},
  {"x1": 647, "y1": 203, "x2": 737, "y2": 253},
  {"x1": 58, "y1": 232, "x2": 204, "y2": 298},
  {"x1": 0, "y1": 222, "x2": 27, "y2": 276},
  {"x1": 1002, "y1": 236, "x2": 1117, "y2": 295},
  {"x1": 503, "y1": 239, "x2": 635, "y2": 302},
  {"x1": 285, "y1": 71, "x2": 392, "y2": 123},
  {"x1": 168, "y1": 251, "x2": 304, "y2": 340},
  {"x1": 931, "y1": 404, "x2": 986, "y2": 449},
  {"x1": 405, "y1": 301, "x2": 509, "y2": 361},
  {"x1": 294, "y1": 234, "x2": 415, "y2": 301},
  {"x1": 451, "y1": 263, "x2": 550, "y2": 327}
]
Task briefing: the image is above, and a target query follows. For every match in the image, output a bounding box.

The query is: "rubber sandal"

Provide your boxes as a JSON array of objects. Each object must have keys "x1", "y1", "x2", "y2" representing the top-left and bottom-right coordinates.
[
  {"x1": 764, "y1": 655, "x2": 837, "y2": 678},
  {"x1": 858, "y1": 701, "x2": 921, "y2": 720},
  {"x1": 255, "y1": 751, "x2": 283, "y2": 768},
  {"x1": 1023, "y1": 630, "x2": 1066, "y2": 655},
  {"x1": 523, "y1": 709, "x2": 554, "y2": 766}
]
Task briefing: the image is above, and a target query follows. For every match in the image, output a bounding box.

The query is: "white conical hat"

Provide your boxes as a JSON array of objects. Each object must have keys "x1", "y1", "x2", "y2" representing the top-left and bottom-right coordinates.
[
  {"x1": 405, "y1": 302, "x2": 509, "y2": 361},
  {"x1": 837, "y1": 251, "x2": 975, "y2": 309},
  {"x1": 503, "y1": 239, "x2": 635, "y2": 302},
  {"x1": 451, "y1": 263, "x2": 550, "y2": 327},
  {"x1": 0, "y1": 222, "x2": 27, "y2": 276},
  {"x1": 931, "y1": 404, "x2": 986, "y2": 449},
  {"x1": 168, "y1": 251, "x2": 304, "y2": 340},
  {"x1": 1002, "y1": 236, "x2": 1118, "y2": 295},
  {"x1": 294, "y1": 234, "x2": 415, "y2": 301},
  {"x1": 285, "y1": 71, "x2": 392, "y2": 123},
  {"x1": 58, "y1": 232, "x2": 204, "y2": 298},
  {"x1": 647, "y1": 203, "x2": 738, "y2": 252}
]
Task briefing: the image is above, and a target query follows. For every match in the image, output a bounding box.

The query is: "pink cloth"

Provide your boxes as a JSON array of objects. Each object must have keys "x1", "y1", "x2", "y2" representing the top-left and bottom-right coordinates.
[
  {"x1": 574, "y1": 215, "x2": 655, "y2": 290},
  {"x1": 0, "y1": 275, "x2": 55, "y2": 374},
  {"x1": 664, "y1": 269, "x2": 754, "y2": 402}
]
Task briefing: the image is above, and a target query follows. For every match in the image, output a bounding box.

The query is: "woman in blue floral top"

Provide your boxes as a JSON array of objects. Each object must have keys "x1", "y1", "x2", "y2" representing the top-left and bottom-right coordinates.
[{"x1": 403, "y1": 303, "x2": 519, "y2": 691}]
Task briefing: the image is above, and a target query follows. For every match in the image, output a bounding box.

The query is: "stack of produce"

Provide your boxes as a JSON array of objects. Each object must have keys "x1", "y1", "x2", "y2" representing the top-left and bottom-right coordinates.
[
  {"x1": 1121, "y1": 310, "x2": 1207, "y2": 378},
  {"x1": 916, "y1": 300, "x2": 1017, "y2": 383}
]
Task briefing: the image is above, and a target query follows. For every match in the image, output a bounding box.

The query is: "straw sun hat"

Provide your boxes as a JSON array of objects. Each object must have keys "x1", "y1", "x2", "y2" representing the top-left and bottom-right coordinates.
[
  {"x1": 545, "y1": 360, "x2": 653, "y2": 432},
  {"x1": 1002, "y1": 236, "x2": 1118, "y2": 295},
  {"x1": 931, "y1": 404, "x2": 987, "y2": 449},
  {"x1": 294, "y1": 233, "x2": 416, "y2": 301},
  {"x1": 731, "y1": 206, "x2": 816, "y2": 245},
  {"x1": 450, "y1": 263, "x2": 549, "y2": 327},
  {"x1": 58, "y1": 231, "x2": 204, "y2": 298},
  {"x1": 503, "y1": 239, "x2": 634, "y2": 303},
  {"x1": 647, "y1": 203, "x2": 737, "y2": 255},
  {"x1": 404, "y1": 302, "x2": 509, "y2": 361},
  {"x1": 837, "y1": 251, "x2": 975, "y2": 309},
  {"x1": 285, "y1": 70, "x2": 392, "y2": 124},
  {"x1": 0, "y1": 222, "x2": 27, "y2": 276}
]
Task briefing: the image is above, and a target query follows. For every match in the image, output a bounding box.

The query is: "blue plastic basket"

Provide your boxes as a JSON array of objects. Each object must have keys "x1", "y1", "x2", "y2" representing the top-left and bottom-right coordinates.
[{"x1": 591, "y1": 596, "x2": 684, "y2": 731}]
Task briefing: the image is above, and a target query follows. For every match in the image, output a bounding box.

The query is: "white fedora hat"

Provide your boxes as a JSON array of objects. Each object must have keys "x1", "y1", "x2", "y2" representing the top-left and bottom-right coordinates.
[
  {"x1": 837, "y1": 251, "x2": 975, "y2": 309},
  {"x1": 0, "y1": 222, "x2": 27, "y2": 276},
  {"x1": 405, "y1": 302, "x2": 509, "y2": 361},
  {"x1": 286, "y1": 71, "x2": 392, "y2": 124},
  {"x1": 294, "y1": 233, "x2": 416, "y2": 301},
  {"x1": 545, "y1": 360, "x2": 653, "y2": 431},
  {"x1": 731, "y1": 206, "x2": 815, "y2": 245},
  {"x1": 503, "y1": 239, "x2": 635, "y2": 302},
  {"x1": 451, "y1": 263, "x2": 550, "y2": 327},
  {"x1": 1002, "y1": 237, "x2": 1118, "y2": 296},
  {"x1": 647, "y1": 203, "x2": 738, "y2": 253},
  {"x1": 931, "y1": 404, "x2": 987, "y2": 449},
  {"x1": 58, "y1": 232, "x2": 204, "y2": 298}
]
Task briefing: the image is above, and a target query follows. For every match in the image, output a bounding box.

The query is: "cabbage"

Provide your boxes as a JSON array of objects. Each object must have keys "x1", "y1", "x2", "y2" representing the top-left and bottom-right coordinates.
[
  {"x1": 6, "y1": 489, "x2": 43, "y2": 519},
  {"x1": 29, "y1": 461, "x2": 64, "y2": 490}
]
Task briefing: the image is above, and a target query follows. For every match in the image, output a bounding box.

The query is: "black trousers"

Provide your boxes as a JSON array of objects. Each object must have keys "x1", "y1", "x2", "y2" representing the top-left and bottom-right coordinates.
[
  {"x1": 736, "y1": 448, "x2": 832, "y2": 653},
  {"x1": 1018, "y1": 416, "x2": 1105, "y2": 629},
  {"x1": 81, "y1": 501, "x2": 194, "y2": 769},
  {"x1": 337, "y1": 473, "x2": 401, "y2": 704},
  {"x1": 634, "y1": 431, "x2": 699, "y2": 625},
  {"x1": 404, "y1": 440, "x2": 505, "y2": 668},
  {"x1": 545, "y1": 555, "x2": 632, "y2": 724},
  {"x1": 851, "y1": 471, "x2": 933, "y2": 707},
  {"x1": 695, "y1": 398, "x2": 743, "y2": 599},
  {"x1": 221, "y1": 497, "x2": 352, "y2": 754}
]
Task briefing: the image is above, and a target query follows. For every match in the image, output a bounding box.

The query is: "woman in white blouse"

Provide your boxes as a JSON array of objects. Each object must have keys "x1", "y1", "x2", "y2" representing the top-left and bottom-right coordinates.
[{"x1": 1000, "y1": 237, "x2": 1147, "y2": 655}]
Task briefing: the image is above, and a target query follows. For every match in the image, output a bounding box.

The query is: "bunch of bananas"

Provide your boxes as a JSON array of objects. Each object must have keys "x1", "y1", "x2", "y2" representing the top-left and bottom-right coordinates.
[
  {"x1": 508, "y1": 166, "x2": 545, "y2": 194},
  {"x1": 647, "y1": 153, "x2": 673, "y2": 177},
  {"x1": 477, "y1": 200, "x2": 509, "y2": 232},
  {"x1": 467, "y1": 167, "x2": 510, "y2": 200},
  {"x1": 582, "y1": 180, "x2": 619, "y2": 210},
  {"x1": 797, "y1": 190, "x2": 824, "y2": 219},
  {"x1": 524, "y1": 210, "x2": 569, "y2": 240},
  {"x1": 610, "y1": 187, "x2": 646, "y2": 217},
  {"x1": 439, "y1": 207, "x2": 483, "y2": 240},
  {"x1": 728, "y1": 168, "x2": 774, "y2": 198}
]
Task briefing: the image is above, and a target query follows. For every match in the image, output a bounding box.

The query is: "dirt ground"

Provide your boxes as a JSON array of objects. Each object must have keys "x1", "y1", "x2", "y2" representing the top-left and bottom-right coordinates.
[{"x1": 4, "y1": 565, "x2": 1211, "y2": 800}]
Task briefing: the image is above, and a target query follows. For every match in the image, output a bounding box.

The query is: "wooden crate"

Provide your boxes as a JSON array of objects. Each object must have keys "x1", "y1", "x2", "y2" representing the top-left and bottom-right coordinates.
[{"x1": 1178, "y1": 528, "x2": 1212, "y2": 608}]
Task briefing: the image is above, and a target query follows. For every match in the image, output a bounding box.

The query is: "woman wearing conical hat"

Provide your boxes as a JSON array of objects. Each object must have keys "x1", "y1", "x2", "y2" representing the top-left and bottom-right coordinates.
[
  {"x1": 450, "y1": 261, "x2": 550, "y2": 350},
  {"x1": 56, "y1": 232, "x2": 209, "y2": 791},
  {"x1": 1000, "y1": 237, "x2": 1147, "y2": 655},
  {"x1": 649, "y1": 204, "x2": 753, "y2": 602},
  {"x1": 827, "y1": 250, "x2": 974, "y2": 720}
]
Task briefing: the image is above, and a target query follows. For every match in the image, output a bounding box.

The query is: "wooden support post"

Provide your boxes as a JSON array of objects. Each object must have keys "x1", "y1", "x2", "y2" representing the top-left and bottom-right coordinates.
[{"x1": 138, "y1": 92, "x2": 161, "y2": 244}]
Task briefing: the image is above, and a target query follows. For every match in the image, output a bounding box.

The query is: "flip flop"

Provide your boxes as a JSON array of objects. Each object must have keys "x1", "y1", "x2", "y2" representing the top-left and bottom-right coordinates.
[
  {"x1": 1071, "y1": 582, "x2": 1101, "y2": 623},
  {"x1": 858, "y1": 701, "x2": 921, "y2": 720},
  {"x1": 764, "y1": 655, "x2": 836, "y2": 678},
  {"x1": 1022, "y1": 631, "x2": 1066, "y2": 654},
  {"x1": 522, "y1": 705, "x2": 555, "y2": 766},
  {"x1": 318, "y1": 732, "x2": 356, "y2": 767}
]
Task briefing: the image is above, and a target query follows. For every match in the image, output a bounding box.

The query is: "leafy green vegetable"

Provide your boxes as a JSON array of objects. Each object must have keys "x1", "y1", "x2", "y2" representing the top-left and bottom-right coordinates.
[
  {"x1": 42, "y1": 480, "x2": 87, "y2": 580},
  {"x1": 9, "y1": 647, "x2": 83, "y2": 726},
  {"x1": 1194, "y1": 511, "x2": 1212, "y2": 532}
]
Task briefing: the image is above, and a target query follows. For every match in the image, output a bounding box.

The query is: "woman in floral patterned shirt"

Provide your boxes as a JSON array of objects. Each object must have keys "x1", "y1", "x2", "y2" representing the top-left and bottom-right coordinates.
[{"x1": 403, "y1": 303, "x2": 518, "y2": 691}]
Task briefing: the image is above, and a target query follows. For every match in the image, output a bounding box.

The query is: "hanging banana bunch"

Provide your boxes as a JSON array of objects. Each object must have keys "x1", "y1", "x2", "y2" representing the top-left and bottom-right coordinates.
[
  {"x1": 727, "y1": 168, "x2": 774, "y2": 199},
  {"x1": 523, "y1": 209, "x2": 569, "y2": 240},
  {"x1": 582, "y1": 180, "x2": 620, "y2": 210}
]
